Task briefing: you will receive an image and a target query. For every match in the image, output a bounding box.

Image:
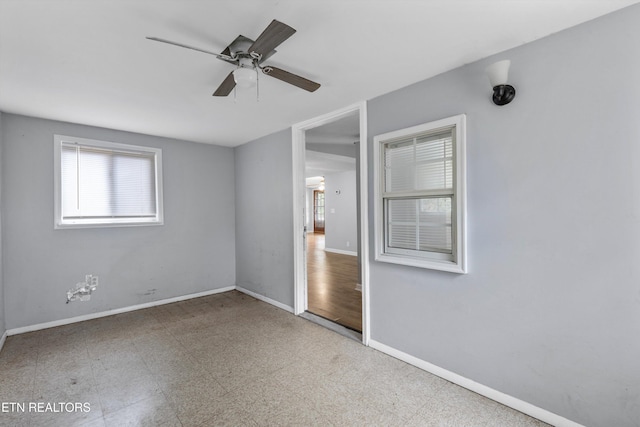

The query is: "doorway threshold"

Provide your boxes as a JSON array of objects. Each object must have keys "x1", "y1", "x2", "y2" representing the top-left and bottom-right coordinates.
[{"x1": 300, "y1": 311, "x2": 362, "y2": 343}]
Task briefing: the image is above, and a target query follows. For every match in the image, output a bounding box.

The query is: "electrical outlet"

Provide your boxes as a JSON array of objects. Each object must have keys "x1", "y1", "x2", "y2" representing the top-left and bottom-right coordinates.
[{"x1": 346, "y1": 241, "x2": 350, "y2": 247}]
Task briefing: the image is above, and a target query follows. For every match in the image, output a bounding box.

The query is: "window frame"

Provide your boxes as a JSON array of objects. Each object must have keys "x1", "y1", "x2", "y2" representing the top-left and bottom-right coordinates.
[
  {"x1": 373, "y1": 114, "x2": 467, "y2": 273},
  {"x1": 54, "y1": 135, "x2": 164, "y2": 229}
]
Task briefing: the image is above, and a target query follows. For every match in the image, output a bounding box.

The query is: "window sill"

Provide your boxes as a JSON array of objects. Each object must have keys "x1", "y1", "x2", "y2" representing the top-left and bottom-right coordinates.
[
  {"x1": 55, "y1": 219, "x2": 163, "y2": 230},
  {"x1": 375, "y1": 252, "x2": 467, "y2": 274}
]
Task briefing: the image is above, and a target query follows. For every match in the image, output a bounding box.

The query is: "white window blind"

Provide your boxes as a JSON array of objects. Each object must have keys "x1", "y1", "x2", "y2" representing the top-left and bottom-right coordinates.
[
  {"x1": 54, "y1": 135, "x2": 163, "y2": 228},
  {"x1": 383, "y1": 130, "x2": 454, "y2": 255},
  {"x1": 384, "y1": 131, "x2": 453, "y2": 193},
  {"x1": 386, "y1": 197, "x2": 452, "y2": 253}
]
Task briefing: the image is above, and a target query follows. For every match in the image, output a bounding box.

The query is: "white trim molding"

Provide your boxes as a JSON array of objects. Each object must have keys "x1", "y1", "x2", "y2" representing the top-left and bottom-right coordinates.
[
  {"x1": 4, "y1": 285, "x2": 298, "y2": 338},
  {"x1": 7, "y1": 286, "x2": 235, "y2": 336},
  {"x1": 324, "y1": 248, "x2": 357, "y2": 257},
  {"x1": 369, "y1": 339, "x2": 585, "y2": 427},
  {"x1": 0, "y1": 331, "x2": 7, "y2": 354},
  {"x1": 373, "y1": 114, "x2": 467, "y2": 274},
  {"x1": 291, "y1": 101, "x2": 370, "y2": 345},
  {"x1": 235, "y1": 286, "x2": 294, "y2": 313},
  {"x1": 292, "y1": 123, "x2": 307, "y2": 316},
  {"x1": 53, "y1": 134, "x2": 164, "y2": 229}
]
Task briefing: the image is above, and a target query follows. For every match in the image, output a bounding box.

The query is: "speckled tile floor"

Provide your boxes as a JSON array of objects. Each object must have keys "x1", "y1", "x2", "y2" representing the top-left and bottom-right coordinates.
[{"x1": 0, "y1": 291, "x2": 551, "y2": 426}]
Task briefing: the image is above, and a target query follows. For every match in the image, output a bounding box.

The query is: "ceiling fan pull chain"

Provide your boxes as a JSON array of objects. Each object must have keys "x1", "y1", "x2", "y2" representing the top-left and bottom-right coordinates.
[{"x1": 256, "y1": 66, "x2": 260, "y2": 102}]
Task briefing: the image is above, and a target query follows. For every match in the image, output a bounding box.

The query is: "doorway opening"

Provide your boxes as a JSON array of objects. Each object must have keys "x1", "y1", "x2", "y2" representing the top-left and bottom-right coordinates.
[
  {"x1": 305, "y1": 230, "x2": 360, "y2": 331},
  {"x1": 313, "y1": 189, "x2": 325, "y2": 233},
  {"x1": 292, "y1": 102, "x2": 369, "y2": 344}
]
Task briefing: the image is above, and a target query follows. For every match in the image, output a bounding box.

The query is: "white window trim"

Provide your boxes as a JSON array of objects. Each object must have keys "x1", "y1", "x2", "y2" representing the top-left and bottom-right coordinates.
[
  {"x1": 373, "y1": 114, "x2": 467, "y2": 274},
  {"x1": 54, "y1": 135, "x2": 164, "y2": 229}
]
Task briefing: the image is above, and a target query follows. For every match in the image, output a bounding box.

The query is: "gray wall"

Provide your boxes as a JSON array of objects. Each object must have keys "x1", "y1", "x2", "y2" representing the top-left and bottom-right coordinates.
[
  {"x1": 367, "y1": 6, "x2": 640, "y2": 427},
  {"x1": 0, "y1": 112, "x2": 5, "y2": 339},
  {"x1": 2, "y1": 114, "x2": 236, "y2": 330},
  {"x1": 324, "y1": 170, "x2": 357, "y2": 253},
  {"x1": 235, "y1": 129, "x2": 294, "y2": 309},
  {"x1": 306, "y1": 142, "x2": 356, "y2": 158}
]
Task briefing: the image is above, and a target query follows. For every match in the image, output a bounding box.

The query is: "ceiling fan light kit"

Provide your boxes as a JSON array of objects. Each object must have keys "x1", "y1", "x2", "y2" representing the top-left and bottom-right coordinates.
[
  {"x1": 233, "y1": 63, "x2": 257, "y2": 88},
  {"x1": 147, "y1": 19, "x2": 320, "y2": 99}
]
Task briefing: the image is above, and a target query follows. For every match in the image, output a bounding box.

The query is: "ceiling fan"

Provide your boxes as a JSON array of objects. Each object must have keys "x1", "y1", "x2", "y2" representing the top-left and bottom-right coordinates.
[{"x1": 147, "y1": 19, "x2": 321, "y2": 97}]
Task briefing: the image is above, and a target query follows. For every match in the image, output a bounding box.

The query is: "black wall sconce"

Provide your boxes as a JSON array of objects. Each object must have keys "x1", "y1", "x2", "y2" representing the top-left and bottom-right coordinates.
[{"x1": 486, "y1": 60, "x2": 516, "y2": 106}]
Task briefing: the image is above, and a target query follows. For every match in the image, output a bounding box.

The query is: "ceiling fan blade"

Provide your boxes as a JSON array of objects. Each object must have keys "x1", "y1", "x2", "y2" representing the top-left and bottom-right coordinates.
[
  {"x1": 146, "y1": 37, "x2": 234, "y2": 62},
  {"x1": 213, "y1": 71, "x2": 236, "y2": 96},
  {"x1": 262, "y1": 66, "x2": 320, "y2": 92},
  {"x1": 248, "y1": 20, "x2": 296, "y2": 57}
]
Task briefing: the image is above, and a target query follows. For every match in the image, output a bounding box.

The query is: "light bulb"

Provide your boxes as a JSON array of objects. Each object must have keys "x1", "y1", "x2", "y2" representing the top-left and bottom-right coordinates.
[{"x1": 233, "y1": 67, "x2": 257, "y2": 88}]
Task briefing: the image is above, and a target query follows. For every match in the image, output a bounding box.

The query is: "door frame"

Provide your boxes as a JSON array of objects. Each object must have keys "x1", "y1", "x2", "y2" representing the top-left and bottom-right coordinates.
[{"x1": 291, "y1": 101, "x2": 370, "y2": 345}]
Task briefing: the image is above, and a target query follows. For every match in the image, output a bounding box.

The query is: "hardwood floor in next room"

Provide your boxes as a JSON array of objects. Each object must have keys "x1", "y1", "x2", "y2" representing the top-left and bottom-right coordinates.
[{"x1": 306, "y1": 232, "x2": 362, "y2": 332}]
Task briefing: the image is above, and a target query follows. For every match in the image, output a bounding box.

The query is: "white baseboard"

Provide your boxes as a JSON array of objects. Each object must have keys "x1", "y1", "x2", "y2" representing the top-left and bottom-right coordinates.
[
  {"x1": 6, "y1": 285, "x2": 295, "y2": 337},
  {"x1": 235, "y1": 286, "x2": 294, "y2": 313},
  {"x1": 0, "y1": 331, "x2": 7, "y2": 353},
  {"x1": 6, "y1": 286, "x2": 236, "y2": 336},
  {"x1": 324, "y1": 247, "x2": 357, "y2": 257},
  {"x1": 368, "y1": 339, "x2": 584, "y2": 427}
]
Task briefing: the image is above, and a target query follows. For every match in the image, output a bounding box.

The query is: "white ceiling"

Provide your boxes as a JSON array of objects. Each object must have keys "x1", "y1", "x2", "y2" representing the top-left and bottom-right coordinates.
[
  {"x1": 306, "y1": 112, "x2": 359, "y2": 145},
  {"x1": 1, "y1": 0, "x2": 637, "y2": 147},
  {"x1": 306, "y1": 150, "x2": 356, "y2": 180}
]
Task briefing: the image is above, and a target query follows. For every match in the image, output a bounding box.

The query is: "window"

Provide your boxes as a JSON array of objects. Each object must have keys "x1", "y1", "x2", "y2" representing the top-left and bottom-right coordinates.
[
  {"x1": 374, "y1": 114, "x2": 467, "y2": 273},
  {"x1": 54, "y1": 135, "x2": 163, "y2": 228}
]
